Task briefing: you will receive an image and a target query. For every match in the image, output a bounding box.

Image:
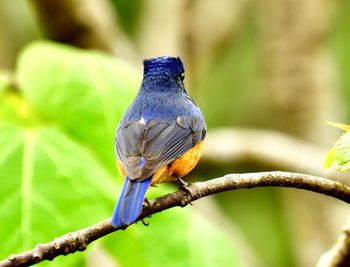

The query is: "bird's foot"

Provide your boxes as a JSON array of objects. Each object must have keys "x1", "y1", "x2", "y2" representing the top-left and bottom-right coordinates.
[
  {"x1": 178, "y1": 177, "x2": 194, "y2": 201},
  {"x1": 142, "y1": 197, "x2": 151, "y2": 208}
]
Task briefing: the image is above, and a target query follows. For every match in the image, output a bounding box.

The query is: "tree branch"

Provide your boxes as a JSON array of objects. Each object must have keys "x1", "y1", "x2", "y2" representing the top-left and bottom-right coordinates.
[
  {"x1": 200, "y1": 129, "x2": 350, "y2": 266},
  {"x1": 317, "y1": 220, "x2": 350, "y2": 267},
  {"x1": 1, "y1": 171, "x2": 350, "y2": 267},
  {"x1": 30, "y1": 0, "x2": 118, "y2": 52},
  {"x1": 29, "y1": 0, "x2": 136, "y2": 60}
]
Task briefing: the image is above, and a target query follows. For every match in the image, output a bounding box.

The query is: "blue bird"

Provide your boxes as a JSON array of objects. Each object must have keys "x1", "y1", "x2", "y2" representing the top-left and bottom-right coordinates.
[{"x1": 112, "y1": 56, "x2": 206, "y2": 227}]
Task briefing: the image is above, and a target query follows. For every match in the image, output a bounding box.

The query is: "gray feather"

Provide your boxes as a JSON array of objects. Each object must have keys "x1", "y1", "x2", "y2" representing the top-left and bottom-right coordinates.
[{"x1": 115, "y1": 115, "x2": 206, "y2": 181}]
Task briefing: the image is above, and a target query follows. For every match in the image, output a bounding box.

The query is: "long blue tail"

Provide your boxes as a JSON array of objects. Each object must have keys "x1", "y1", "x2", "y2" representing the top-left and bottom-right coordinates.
[{"x1": 111, "y1": 176, "x2": 152, "y2": 227}]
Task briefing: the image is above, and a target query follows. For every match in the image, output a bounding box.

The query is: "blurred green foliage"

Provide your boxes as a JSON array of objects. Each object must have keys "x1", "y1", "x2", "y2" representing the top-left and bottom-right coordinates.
[
  {"x1": 0, "y1": 42, "x2": 243, "y2": 267},
  {"x1": 197, "y1": 13, "x2": 261, "y2": 128},
  {"x1": 110, "y1": 0, "x2": 142, "y2": 36},
  {"x1": 218, "y1": 188, "x2": 296, "y2": 267},
  {"x1": 331, "y1": 0, "x2": 350, "y2": 119},
  {"x1": 198, "y1": 162, "x2": 296, "y2": 267}
]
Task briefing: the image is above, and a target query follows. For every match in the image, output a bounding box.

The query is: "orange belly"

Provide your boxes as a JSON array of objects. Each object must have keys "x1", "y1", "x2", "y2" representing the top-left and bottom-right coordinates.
[
  {"x1": 116, "y1": 141, "x2": 204, "y2": 184},
  {"x1": 151, "y1": 141, "x2": 204, "y2": 184}
]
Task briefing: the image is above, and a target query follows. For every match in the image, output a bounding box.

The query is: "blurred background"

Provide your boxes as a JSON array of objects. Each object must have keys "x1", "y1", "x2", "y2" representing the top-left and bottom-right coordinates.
[{"x1": 1, "y1": 0, "x2": 350, "y2": 266}]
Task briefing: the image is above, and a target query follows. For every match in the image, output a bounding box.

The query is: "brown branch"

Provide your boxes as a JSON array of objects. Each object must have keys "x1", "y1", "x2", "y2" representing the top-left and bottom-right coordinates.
[
  {"x1": 200, "y1": 128, "x2": 350, "y2": 266},
  {"x1": 1, "y1": 171, "x2": 350, "y2": 267},
  {"x1": 317, "y1": 220, "x2": 350, "y2": 267},
  {"x1": 30, "y1": 0, "x2": 116, "y2": 52},
  {"x1": 29, "y1": 0, "x2": 136, "y2": 60}
]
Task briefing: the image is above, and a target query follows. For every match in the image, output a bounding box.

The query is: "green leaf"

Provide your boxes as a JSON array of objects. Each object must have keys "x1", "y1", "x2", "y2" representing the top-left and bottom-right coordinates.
[
  {"x1": 17, "y1": 41, "x2": 139, "y2": 169},
  {"x1": 0, "y1": 122, "x2": 116, "y2": 260},
  {"x1": 326, "y1": 121, "x2": 350, "y2": 132},
  {"x1": 334, "y1": 132, "x2": 350, "y2": 171},
  {"x1": 324, "y1": 122, "x2": 350, "y2": 171},
  {"x1": 103, "y1": 197, "x2": 242, "y2": 267},
  {"x1": 323, "y1": 148, "x2": 336, "y2": 169}
]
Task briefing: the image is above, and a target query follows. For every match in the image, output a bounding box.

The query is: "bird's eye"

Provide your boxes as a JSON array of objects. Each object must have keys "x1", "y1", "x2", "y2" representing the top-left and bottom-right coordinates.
[{"x1": 179, "y1": 73, "x2": 185, "y2": 81}]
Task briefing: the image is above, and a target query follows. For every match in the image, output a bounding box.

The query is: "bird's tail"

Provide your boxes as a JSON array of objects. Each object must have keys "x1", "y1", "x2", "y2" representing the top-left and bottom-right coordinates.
[{"x1": 111, "y1": 176, "x2": 152, "y2": 228}]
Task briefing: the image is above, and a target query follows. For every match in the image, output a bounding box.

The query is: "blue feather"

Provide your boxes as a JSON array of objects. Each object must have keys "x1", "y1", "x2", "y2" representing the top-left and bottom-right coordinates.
[
  {"x1": 111, "y1": 176, "x2": 152, "y2": 227},
  {"x1": 143, "y1": 56, "x2": 184, "y2": 77}
]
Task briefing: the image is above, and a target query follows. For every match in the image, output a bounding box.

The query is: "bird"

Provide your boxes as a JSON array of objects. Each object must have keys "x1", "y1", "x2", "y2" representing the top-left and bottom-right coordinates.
[{"x1": 111, "y1": 56, "x2": 206, "y2": 228}]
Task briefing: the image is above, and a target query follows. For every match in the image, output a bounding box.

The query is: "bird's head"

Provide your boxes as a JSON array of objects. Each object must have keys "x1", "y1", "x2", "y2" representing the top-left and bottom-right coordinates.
[
  {"x1": 143, "y1": 56, "x2": 184, "y2": 79},
  {"x1": 140, "y1": 56, "x2": 188, "y2": 94}
]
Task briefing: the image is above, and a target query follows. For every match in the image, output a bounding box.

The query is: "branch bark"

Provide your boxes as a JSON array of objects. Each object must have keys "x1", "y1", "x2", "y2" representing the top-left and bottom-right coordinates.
[{"x1": 1, "y1": 171, "x2": 350, "y2": 267}]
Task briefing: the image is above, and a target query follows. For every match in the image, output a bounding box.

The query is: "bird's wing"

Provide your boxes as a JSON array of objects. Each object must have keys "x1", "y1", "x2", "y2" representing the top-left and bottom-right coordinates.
[
  {"x1": 115, "y1": 115, "x2": 206, "y2": 181},
  {"x1": 115, "y1": 119, "x2": 145, "y2": 179}
]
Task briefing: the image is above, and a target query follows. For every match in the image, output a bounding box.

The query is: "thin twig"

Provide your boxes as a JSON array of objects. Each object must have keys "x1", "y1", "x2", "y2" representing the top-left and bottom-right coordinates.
[{"x1": 1, "y1": 171, "x2": 350, "y2": 267}]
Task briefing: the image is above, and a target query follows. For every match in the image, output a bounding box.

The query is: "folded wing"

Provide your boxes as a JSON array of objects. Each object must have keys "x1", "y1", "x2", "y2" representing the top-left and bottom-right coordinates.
[{"x1": 115, "y1": 115, "x2": 206, "y2": 181}]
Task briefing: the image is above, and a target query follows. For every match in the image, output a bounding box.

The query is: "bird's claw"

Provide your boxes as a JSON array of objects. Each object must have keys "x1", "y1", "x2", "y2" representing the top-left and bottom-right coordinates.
[
  {"x1": 142, "y1": 198, "x2": 151, "y2": 208},
  {"x1": 178, "y1": 178, "x2": 194, "y2": 199}
]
